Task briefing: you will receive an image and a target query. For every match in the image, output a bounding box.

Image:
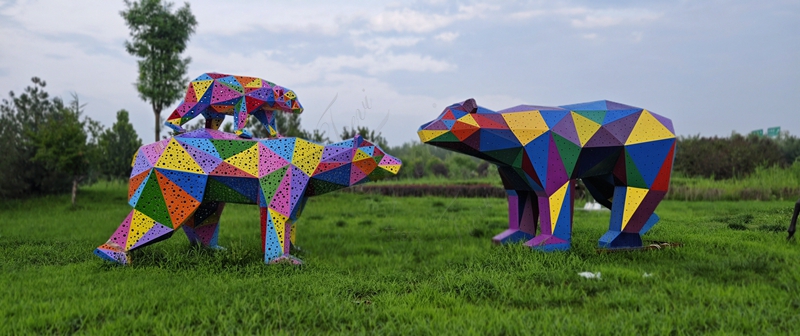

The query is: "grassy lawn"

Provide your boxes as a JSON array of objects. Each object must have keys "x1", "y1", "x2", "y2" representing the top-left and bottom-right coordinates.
[{"x1": 1, "y1": 183, "x2": 798, "y2": 334}]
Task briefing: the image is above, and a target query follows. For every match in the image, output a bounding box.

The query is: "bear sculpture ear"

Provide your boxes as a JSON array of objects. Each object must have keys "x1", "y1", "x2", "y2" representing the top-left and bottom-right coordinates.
[{"x1": 462, "y1": 98, "x2": 478, "y2": 113}]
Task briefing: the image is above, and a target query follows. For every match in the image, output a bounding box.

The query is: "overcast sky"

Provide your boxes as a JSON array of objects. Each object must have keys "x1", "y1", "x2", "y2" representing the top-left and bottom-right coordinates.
[{"x1": 1, "y1": 0, "x2": 798, "y2": 146}]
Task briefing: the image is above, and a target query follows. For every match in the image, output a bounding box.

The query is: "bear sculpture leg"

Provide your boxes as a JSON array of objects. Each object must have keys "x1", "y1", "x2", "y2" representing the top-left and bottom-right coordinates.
[
  {"x1": 493, "y1": 190, "x2": 538, "y2": 244},
  {"x1": 94, "y1": 209, "x2": 176, "y2": 265},
  {"x1": 260, "y1": 207, "x2": 302, "y2": 265},
  {"x1": 599, "y1": 186, "x2": 666, "y2": 248},
  {"x1": 182, "y1": 201, "x2": 225, "y2": 249},
  {"x1": 525, "y1": 180, "x2": 575, "y2": 251}
]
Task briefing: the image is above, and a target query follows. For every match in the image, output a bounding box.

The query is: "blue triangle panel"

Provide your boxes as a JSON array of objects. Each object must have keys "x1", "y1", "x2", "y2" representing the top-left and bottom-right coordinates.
[
  {"x1": 539, "y1": 110, "x2": 570, "y2": 128},
  {"x1": 442, "y1": 119, "x2": 456, "y2": 129},
  {"x1": 480, "y1": 129, "x2": 521, "y2": 151},
  {"x1": 217, "y1": 76, "x2": 241, "y2": 88},
  {"x1": 128, "y1": 170, "x2": 152, "y2": 208},
  {"x1": 624, "y1": 139, "x2": 675, "y2": 187},
  {"x1": 194, "y1": 73, "x2": 213, "y2": 81},
  {"x1": 552, "y1": 185, "x2": 572, "y2": 240},
  {"x1": 450, "y1": 109, "x2": 467, "y2": 119},
  {"x1": 602, "y1": 109, "x2": 642, "y2": 125},
  {"x1": 313, "y1": 164, "x2": 351, "y2": 186},
  {"x1": 155, "y1": 169, "x2": 209, "y2": 202},
  {"x1": 263, "y1": 138, "x2": 296, "y2": 162},
  {"x1": 330, "y1": 138, "x2": 355, "y2": 148},
  {"x1": 211, "y1": 176, "x2": 261, "y2": 203},
  {"x1": 524, "y1": 134, "x2": 550, "y2": 184},
  {"x1": 179, "y1": 138, "x2": 221, "y2": 158},
  {"x1": 360, "y1": 146, "x2": 375, "y2": 156}
]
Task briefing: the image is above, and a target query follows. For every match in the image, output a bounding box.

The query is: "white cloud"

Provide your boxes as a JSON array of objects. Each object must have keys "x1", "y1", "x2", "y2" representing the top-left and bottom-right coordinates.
[
  {"x1": 570, "y1": 9, "x2": 662, "y2": 28},
  {"x1": 352, "y1": 36, "x2": 424, "y2": 54},
  {"x1": 434, "y1": 31, "x2": 459, "y2": 42},
  {"x1": 369, "y1": 4, "x2": 496, "y2": 33},
  {"x1": 308, "y1": 53, "x2": 456, "y2": 75},
  {"x1": 510, "y1": 5, "x2": 661, "y2": 29}
]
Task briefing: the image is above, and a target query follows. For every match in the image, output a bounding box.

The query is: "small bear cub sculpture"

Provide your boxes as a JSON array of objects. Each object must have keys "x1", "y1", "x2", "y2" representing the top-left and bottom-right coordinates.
[{"x1": 419, "y1": 98, "x2": 676, "y2": 251}]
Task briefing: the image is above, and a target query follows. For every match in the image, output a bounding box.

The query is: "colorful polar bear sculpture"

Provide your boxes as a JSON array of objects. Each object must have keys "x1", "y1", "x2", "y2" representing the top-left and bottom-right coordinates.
[
  {"x1": 95, "y1": 129, "x2": 401, "y2": 264},
  {"x1": 165, "y1": 73, "x2": 303, "y2": 138},
  {"x1": 418, "y1": 98, "x2": 676, "y2": 251}
]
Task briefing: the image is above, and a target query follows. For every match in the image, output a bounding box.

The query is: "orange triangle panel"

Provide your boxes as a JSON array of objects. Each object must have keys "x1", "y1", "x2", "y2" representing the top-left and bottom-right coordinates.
[{"x1": 155, "y1": 170, "x2": 200, "y2": 228}]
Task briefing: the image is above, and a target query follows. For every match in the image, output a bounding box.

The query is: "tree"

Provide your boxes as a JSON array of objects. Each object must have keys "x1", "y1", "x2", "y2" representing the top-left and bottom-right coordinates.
[
  {"x1": 99, "y1": 110, "x2": 143, "y2": 181},
  {"x1": 340, "y1": 126, "x2": 388, "y2": 149},
  {"x1": 121, "y1": 0, "x2": 197, "y2": 142},
  {"x1": 29, "y1": 95, "x2": 102, "y2": 206},
  {"x1": 0, "y1": 77, "x2": 72, "y2": 198}
]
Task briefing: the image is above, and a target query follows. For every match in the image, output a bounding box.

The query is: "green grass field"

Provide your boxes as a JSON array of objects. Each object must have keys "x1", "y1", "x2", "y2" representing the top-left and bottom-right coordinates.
[{"x1": 1, "y1": 184, "x2": 799, "y2": 334}]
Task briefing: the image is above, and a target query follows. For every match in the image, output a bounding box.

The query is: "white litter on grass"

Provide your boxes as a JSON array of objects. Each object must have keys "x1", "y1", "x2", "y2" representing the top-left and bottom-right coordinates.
[
  {"x1": 578, "y1": 272, "x2": 601, "y2": 279},
  {"x1": 579, "y1": 202, "x2": 608, "y2": 211},
  {"x1": 643, "y1": 273, "x2": 653, "y2": 278}
]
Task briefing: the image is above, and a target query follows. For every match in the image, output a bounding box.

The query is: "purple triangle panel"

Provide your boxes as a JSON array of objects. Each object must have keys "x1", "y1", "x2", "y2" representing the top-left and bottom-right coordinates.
[
  {"x1": 545, "y1": 134, "x2": 569, "y2": 194},
  {"x1": 603, "y1": 112, "x2": 642, "y2": 143},
  {"x1": 178, "y1": 139, "x2": 223, "y2": 172},
  {"x1": 650, "y1": 111, "x2": 675, "y2": 133},
  {"x1": 131, "y1": 223, "x2": 173, "y2": 250},
  {"x1": 131, "y1": 152, "x2": 154, "y2": 177},
  {"x1": 498, "y1": 105, "x2": 563, "y2": 113},
  {"x1": 321, "y1": 145, "x2": 351, "y2": 161},
  {"x1": 551, "y1": 114, "x2": 581, "y2": 146},
  {"x1": 584, "y1": 126, "x2": 624, "y2": 148},
  {"x1": 605, "y1": 100, "x2": 641, "y2": 110},
  {"x1": 602, "y1": 109, "x2": 642, "y2": 125}
]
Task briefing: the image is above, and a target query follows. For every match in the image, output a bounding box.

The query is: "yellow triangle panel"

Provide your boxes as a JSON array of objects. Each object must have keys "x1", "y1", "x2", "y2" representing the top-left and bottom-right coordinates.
[
  {"x1": 245, "y1": 78, "x2": 262, "y2": 88},
  {"x1": 549, "y1": 182, "x2": 570, "y2": 233},
  {"x1": 419, "y1": 130, "x2": 448, "y2": 142},
  {"x1": 224, "y1": 144, "x2": 259, "y2": 177},
  {"x1": 269, "y1": 208, "x2": 289, "y2": 251},
  {"x1": 292, "y1": 139, "x2": 324, "y2": 176},
  {"x1": 502, "y1": 111, "x2": 549, "y2": 145},
  {"x1": 621, "y1": 187, "x2": 649, "y2": 230},
  {"x1": 457, "y1": 114, "x2": 479, "y2": 127},
  {"x1": 625, "y1": 110, "x2": 676, "y2": 145},
  {"x1": 571, "y1": 112, "x2": 602, "y2": 147},
  {"x1": 192, "y1": 80, "x2": 213, "y2": 100},
  {"x1": 155, "y1": 139, "x2": 205, "y2": 174},
  {"x1": 126, "y1": 209, "x2": 157, "y2": 250}
]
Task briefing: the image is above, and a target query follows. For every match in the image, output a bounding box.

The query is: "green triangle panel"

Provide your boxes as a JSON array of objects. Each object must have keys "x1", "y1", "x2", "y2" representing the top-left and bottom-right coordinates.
[
  {"x1": 431, "y1": 132, "x2": 460, "y2": 142},
  {"x1": 573, "y1": 110, "x2": 606, "y2": 125},
  {"x1": 259, "y1": 166, "x2": 288, "y2": 206},
  {"x1": 307, "y1": 178, "x2": 346, "y2": 196},
  {"x1": 134, "y1": 173, "x2": 172, "y2": 226},
  {"x1": 624, "y1": 150, "x2": 648, "y2": 189},
  {"x1": 553, "y1": 133, "x2": 581, "y2": 178},
  {"x1": 484, "y1": 147, "x2": 523, "y2": 166},
  {"x1": 210, "y1": 140, "x2": 256, "y2": 160},
  {"x1": 204, "y1": 177, "x2": 253, "y2": 203}
]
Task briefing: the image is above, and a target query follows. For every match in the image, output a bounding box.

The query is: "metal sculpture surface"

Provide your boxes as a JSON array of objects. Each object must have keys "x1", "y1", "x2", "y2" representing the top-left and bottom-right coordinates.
[
  {"x1": 419, "y1": 98, "x2": 676, "y2": 251},
  {"x1": 95, "y1": 129, "x2": 401, "y2": 264},
  {"x1": 165, "y1": 73, "x2": 303, "y2": 138}
]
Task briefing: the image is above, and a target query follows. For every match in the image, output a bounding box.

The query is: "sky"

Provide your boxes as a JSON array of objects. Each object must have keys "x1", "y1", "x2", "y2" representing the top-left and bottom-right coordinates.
[{"x1": 0, "y1": 0, "x2": 798, "y2": 146}]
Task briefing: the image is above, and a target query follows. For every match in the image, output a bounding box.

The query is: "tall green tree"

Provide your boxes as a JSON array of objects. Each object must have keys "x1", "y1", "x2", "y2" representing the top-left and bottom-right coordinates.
[
  {"x1": 29, "y1": 95, "x2": 102, "y2": 206},
  {"x1": 121, "y1": 0, "x2": 197, "y2": 142},
  {"x1": 0, "y1": 77, "x2": 72, "y2": 197},
  {"x1": 99, "y1": 110, "x2": 143, "y2": 181}
]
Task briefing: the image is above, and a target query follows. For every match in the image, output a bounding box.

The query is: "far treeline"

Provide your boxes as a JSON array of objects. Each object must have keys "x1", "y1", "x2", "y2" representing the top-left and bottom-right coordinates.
[{"x1": 2, "y1": 77, "x2": 800, "y2": 203}]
